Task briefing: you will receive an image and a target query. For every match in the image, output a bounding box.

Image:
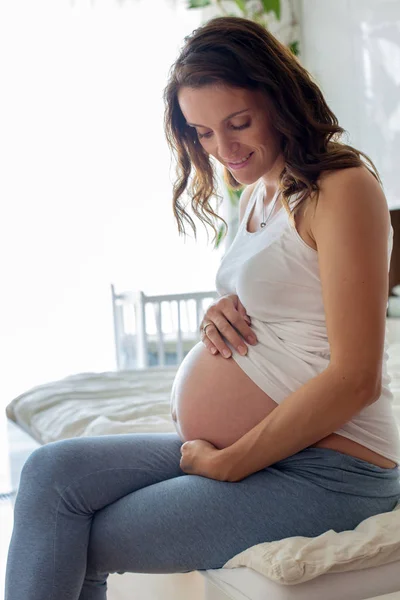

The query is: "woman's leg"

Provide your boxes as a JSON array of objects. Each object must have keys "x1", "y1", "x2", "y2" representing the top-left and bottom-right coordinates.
[
  {"x1": 5, "y1": 435, "x2": 399, "y2": 600},
  {"x1": 5, "y1": 433, "x2": 184, "y2": 600},
  {"x1": 84, "y1": 448, "x2": 399, "y2": 588}
]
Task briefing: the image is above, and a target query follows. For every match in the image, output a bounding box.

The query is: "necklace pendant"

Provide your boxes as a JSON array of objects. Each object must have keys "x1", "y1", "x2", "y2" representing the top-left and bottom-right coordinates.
[{"x1": 260, "y1": 222, "x2": 266, "y2": 228}]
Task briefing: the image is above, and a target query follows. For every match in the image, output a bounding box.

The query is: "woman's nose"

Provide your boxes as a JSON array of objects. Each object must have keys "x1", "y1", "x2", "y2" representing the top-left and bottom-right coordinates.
[{"x1": 217, "y1": 136, "x2": 240, "y2": 161}]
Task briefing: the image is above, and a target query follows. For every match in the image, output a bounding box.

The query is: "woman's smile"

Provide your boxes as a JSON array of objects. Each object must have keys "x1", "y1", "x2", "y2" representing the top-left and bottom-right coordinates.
[{"x1": 226, "y1": 151, "x2": 254, "y2": 170}]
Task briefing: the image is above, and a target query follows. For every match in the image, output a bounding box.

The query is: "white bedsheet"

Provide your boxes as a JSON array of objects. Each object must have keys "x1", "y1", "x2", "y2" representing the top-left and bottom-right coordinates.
[{"x1": 5, "y1": 367, "x2": 178, "y2": 444}]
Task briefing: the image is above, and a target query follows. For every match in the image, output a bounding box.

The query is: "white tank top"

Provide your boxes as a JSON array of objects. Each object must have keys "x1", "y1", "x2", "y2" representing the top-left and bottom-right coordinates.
[{"x1": 215, "y1": 179, "x2": 400, "y2": 465}]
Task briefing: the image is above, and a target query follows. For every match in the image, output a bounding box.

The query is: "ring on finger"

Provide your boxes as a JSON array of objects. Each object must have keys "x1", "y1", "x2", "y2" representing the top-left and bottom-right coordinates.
[{"x1": 202, "y1": 322, "x2": 214, "y2": 335}]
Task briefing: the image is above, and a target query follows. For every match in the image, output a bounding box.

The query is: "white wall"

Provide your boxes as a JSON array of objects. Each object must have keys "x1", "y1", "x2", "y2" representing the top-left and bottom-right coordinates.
[{"x1": 299, "y1": 0, "x2": 400, "y2": 210}]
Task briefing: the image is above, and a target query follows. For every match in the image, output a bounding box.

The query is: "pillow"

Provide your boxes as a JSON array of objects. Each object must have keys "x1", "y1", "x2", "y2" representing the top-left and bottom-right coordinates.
[{"x1": 223, "y1": 501, "x2": 400, "y2": 585}]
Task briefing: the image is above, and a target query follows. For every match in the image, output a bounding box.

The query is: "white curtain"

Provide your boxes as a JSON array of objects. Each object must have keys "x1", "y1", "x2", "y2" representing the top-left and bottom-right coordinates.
[{"x1": 0, "y1": 0, "x2": 224, "y2": 406}]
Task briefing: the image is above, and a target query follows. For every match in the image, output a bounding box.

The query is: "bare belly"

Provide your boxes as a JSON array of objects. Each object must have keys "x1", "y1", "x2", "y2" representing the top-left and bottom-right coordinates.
[
  {"x1": 171, "y1": 342, "x2": 278, "y2": 449},
  {"x1": 171, "y1": 342, "x2": 397, "y2": 469}
]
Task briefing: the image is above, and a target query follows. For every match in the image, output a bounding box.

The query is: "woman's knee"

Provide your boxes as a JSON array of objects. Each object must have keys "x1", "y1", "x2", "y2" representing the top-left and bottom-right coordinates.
[{"x1": 20, "y1": 438, "x2": 84, "y2": 488}]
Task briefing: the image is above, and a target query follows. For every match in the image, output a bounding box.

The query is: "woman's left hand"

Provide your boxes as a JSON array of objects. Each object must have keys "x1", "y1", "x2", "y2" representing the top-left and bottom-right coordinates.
[{"x1": 179, "y1": 439, "x2": 229, "y2": 481}]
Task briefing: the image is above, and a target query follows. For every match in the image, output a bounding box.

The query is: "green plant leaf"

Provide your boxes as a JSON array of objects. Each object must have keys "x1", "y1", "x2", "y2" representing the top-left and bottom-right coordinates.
[
  {"x1": 260, "y1": 0, "x2": 281, "y2": 20},
  {"x1": 227, "y1": 187, "x2": 242, "y2": 207},
  {"x1": 214, "y1": 223, "x2": 226, "y2": 249},
  {"x1": 187, "y1": 0, "x2": 211, "y2": 8},
  {"x1": 232, "y1": 0, "x2": 246, "y2": 12},
  {"x1": 288, "y1": 40, "x2": 300, "y2": 56}
]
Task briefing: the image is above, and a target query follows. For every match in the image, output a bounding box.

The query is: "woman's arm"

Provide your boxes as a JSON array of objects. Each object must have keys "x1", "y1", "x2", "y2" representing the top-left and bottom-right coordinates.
[
  {"x1": 214, "y1": 166, "x2": 390, "y2": 482},
  {"x1": 216, "y1": 365, "x2": 379, "y2": 482}
]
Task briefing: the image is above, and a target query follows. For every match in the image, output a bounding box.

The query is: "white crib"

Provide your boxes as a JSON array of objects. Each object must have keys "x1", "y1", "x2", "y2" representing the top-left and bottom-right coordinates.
[{"x1": 110, "y1": 284, "x2": 218, "y2": 370}]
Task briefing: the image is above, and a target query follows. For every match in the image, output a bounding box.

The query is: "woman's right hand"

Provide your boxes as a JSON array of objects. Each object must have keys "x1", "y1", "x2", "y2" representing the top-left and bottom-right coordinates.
[{"x1": 200, "y1": 294, "x2": 257, "y2": 358}]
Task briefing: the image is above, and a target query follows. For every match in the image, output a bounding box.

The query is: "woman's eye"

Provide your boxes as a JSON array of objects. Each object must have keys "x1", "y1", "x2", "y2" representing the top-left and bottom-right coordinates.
[
  {"x1": 198, "y1": 131, "x2": 212, "y2": 139},
  {"x1": 197, "y1": 121, "x2": 250, "y2": 140},
  {"x1": 232, "y1": 121, "x2": 251, "y2": 131}
]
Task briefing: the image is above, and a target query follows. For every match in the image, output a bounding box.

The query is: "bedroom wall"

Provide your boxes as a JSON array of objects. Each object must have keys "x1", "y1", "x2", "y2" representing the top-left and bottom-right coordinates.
[
  {"x1": 299, "y1": 0, "x2": 400, "y2": 292},
  {"x1": 299, "y1": 0, "x2": 400, "y2": 210}
]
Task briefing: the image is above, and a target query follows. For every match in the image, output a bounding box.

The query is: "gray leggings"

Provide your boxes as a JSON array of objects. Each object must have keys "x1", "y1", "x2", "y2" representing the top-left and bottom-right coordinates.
[{"x1": 5, "y1": 432, "x2": 400, "y2": 600}]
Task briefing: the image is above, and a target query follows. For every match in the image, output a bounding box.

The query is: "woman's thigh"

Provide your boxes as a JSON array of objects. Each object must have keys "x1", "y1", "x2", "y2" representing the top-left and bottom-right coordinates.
[
  {"x1": 7, "y1": 433, "x2": 188, "y2": 600},
  {"x1": 18, "y1": 432, "x2": 185, "y2": 504},
  {"x1": 87, "y1": 446, "x2": 400, "y2": 576}
]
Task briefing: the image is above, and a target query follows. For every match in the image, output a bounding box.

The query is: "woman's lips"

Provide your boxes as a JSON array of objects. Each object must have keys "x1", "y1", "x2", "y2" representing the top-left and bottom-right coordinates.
[{"x1": 227, "y1": 152, "x2": 254, "y2": 170}]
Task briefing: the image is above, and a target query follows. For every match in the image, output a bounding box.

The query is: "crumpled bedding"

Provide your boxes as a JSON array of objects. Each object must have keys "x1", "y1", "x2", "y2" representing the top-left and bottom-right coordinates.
[
  {"x1": 5, "y1": 367, "x2": 178, "y2": 444},
  {"x1": 5, "y1": 349, "x2": 400, "y2": 585},
  {"x1": 223, "y1": 501, "x2": 400, "y2": 584}
]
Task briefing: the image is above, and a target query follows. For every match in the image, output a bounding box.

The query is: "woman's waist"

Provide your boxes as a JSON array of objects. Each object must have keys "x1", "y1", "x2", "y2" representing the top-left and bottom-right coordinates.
[{"x1": 311, "y1": 433, "x2": 399, "y2": 469}]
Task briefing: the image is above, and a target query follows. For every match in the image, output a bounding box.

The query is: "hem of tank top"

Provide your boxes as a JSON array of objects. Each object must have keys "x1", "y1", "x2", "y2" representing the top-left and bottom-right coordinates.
[
  {"x1": 332, "y1": 430, "x2": 400, "y2": 468},
  {"x1": 225, "y1": 344, "x2": 288, "y2": 404}
]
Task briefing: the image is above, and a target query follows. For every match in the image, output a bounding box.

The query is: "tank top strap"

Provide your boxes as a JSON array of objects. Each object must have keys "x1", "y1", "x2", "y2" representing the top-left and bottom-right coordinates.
[
  {"x1": 239, "y1": 180, "x2": 264, "y2": 232},
  {"x1": 238, "y1": 183, "x2": 307, "y2": 237}
]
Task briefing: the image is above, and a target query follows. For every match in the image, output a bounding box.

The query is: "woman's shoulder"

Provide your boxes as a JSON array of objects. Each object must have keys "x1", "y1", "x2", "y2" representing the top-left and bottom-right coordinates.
[
  {"x1": 316, "y1": 166, "x2": 384, "y2": 203},
  {"x1": 304, "y1": 165, "x2": 385, "y2": 214},
  {"x1": 292, "y1": 165, "x2": 382, "y2": 213},
  {"x1": 310, "y1": 165, "x2": 390, "y2": 239}
]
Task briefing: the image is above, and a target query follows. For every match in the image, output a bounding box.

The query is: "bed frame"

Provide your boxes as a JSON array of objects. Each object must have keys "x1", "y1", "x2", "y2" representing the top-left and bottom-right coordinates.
[{"x1": 110, "y1": 284, "x2": 218, "y2": 370}]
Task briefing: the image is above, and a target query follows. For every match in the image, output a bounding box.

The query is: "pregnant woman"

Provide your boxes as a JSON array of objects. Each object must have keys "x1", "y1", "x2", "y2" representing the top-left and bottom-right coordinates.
[{"x1": 5, "y1": 15, "x2": 400, "y2": 600}]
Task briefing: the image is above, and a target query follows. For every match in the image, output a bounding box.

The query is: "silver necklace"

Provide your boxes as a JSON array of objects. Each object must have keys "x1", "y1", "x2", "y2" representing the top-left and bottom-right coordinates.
[{"x1": 260, "y1": 188, "x2": 280, "y2": 229}]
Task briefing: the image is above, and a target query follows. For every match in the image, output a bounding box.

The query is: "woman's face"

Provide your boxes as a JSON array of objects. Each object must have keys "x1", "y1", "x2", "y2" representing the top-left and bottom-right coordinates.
[{"x1": 178, "y1": 84, "x2": 284, "y2": 185}]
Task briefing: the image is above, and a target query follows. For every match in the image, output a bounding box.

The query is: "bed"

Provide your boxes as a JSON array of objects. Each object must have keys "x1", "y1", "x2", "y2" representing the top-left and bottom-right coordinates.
[{"x1": 5, "y1": 288, "x2": 400, "y2": 600}]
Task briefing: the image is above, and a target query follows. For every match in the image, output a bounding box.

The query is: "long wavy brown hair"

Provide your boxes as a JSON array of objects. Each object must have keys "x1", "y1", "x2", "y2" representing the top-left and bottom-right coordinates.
[{"x1": 163, "y1": 16, "x2": 380, "y2": 245}]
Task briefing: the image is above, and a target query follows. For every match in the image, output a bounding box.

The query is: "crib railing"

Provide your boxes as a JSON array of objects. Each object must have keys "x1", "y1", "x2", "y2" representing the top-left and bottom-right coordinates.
[{"x1": 111, "y1": 285, "x2": 218, "y2": 370}]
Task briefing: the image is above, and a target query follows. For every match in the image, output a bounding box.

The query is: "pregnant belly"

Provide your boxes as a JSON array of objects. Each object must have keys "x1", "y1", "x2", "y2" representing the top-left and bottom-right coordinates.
[{"x1": 171, "y1": 342, "x2": 278, "y2": 449}]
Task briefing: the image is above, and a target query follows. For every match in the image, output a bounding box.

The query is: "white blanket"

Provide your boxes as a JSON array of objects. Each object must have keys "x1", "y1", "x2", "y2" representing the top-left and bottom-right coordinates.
[
  {"x1": 223, "y1": 501, "x2": 400, "y2": 584},
  {"x1": 6, "y1": 367, "x2": 178, "y2": 444}
]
